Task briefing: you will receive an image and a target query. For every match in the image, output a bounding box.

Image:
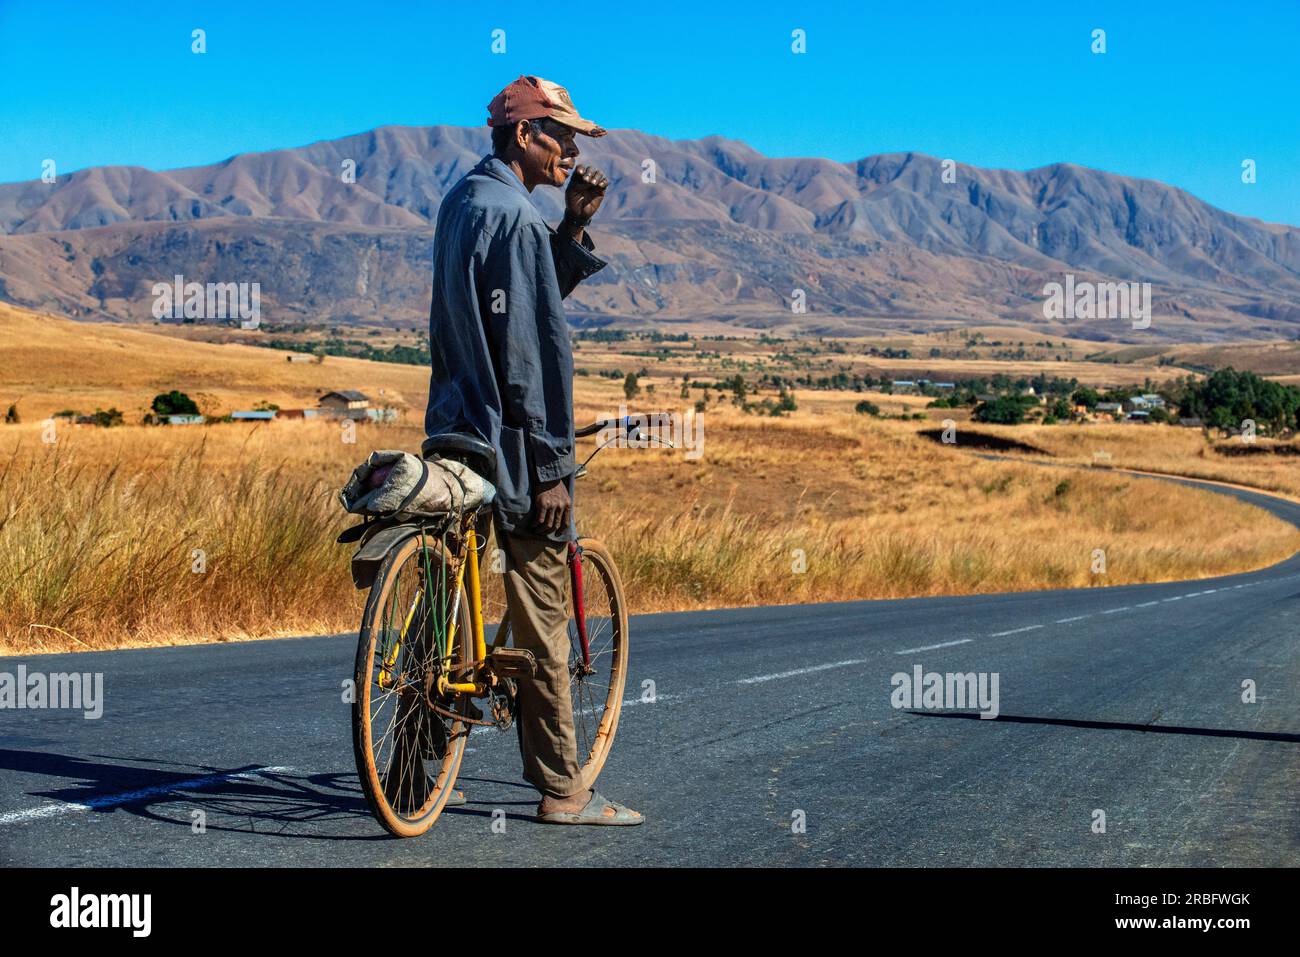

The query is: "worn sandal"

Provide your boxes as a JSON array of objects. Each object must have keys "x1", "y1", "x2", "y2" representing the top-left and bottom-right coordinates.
[{"x1": 536, "y1": 790, "x2": 644, "y2": 826}]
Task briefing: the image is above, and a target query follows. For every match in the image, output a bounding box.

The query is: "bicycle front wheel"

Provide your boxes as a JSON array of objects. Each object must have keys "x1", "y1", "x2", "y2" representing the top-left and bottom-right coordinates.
[
  {"x1": 352, "y1": 534, "x2": 473, "y2": 838},
  {"x1": 566, "y1": 538, "x2": 629, "y2": 789}
]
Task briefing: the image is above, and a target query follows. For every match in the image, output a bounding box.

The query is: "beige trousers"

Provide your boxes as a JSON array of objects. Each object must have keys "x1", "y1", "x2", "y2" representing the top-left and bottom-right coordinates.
[{"x1": 497, "y1": 528, "x2": 585, "y2": 799}]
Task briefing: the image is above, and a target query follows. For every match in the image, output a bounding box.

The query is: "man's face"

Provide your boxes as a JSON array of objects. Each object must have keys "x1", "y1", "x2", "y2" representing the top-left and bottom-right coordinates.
[{"x1": 519, "y1": 118, "x2": 579, "y2": 189}]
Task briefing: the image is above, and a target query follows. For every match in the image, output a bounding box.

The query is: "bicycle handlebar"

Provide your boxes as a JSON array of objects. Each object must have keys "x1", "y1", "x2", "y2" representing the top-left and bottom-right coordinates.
[{"x1": 575, "y1": 416, "x2": 632, "y2": 438}]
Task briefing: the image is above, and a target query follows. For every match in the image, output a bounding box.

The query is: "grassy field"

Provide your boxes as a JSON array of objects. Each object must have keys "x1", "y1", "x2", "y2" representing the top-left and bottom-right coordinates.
[
  {"x1": 963, "y1": 422, "x2": 1300, "y2": 500},
  {"x1": 2, "y1": 303, "x2": 1299, "y2": 653}
]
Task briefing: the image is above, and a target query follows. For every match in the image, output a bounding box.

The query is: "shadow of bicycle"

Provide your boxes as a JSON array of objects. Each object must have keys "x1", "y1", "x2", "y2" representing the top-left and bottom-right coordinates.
[{"x1": 0, "y1": 748, "x2": 383, "y2": 841}]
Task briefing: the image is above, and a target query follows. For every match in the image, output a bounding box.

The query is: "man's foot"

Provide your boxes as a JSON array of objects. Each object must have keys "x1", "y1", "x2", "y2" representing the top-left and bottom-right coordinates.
[{"x1": 536, "y1": 788, "x2": 644, "y2": 826}]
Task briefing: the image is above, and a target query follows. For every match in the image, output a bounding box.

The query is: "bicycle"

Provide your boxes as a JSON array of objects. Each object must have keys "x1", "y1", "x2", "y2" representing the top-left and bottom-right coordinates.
[{"x1": 344, "y1": 416, "x2": 638, "y2": 837}]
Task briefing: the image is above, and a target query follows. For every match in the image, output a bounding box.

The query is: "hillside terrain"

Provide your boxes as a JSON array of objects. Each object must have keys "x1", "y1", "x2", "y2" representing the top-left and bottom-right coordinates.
[{"x1": 3, "y1": 126, "x2": 1299, "y2": 341}]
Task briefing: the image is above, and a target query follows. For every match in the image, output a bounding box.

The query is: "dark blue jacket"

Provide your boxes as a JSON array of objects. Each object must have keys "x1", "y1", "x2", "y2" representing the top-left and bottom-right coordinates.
[{"x1": 424, "y1": 155, "x2": 606, "y2": 540}]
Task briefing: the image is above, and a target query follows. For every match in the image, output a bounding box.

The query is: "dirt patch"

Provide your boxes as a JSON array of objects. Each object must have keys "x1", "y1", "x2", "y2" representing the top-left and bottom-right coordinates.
[
  {"x1": 1212, "y1": 443, "x2": 1300, "y2": 457},
  {"x1": 918, "y1": 428, "x2": 1050, "y2": 455}
]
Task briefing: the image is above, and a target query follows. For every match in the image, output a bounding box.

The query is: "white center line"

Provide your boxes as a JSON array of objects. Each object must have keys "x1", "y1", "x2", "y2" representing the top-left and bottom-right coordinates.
[
  {"x1": 1055, "y1": 615, "x2": 1091, "y2": 624},
  {"x1": 1101, "y1": 607, "x2": 1131, "y2": 615},
  {"x1": 989, "y1": 625, "x2": 1043, "y2": 637},
  {"x1": 0, "y1": 765, "x2": 296, "y2": 827},
  {"x1": 893, "y1": 639, "x2": 974, "y2": 655},
  {"x1": 1134, "y1": 601, "x2": 1160, "y2": 608},
  {"x1": 737, "y1": 658, "x2": 874, "y2": 683}
]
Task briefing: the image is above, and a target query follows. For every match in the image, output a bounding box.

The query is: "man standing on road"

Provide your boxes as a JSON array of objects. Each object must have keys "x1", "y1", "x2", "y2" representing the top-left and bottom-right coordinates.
[{"x1": 423, "y1": 75, "x2": 642, "y2": 825}]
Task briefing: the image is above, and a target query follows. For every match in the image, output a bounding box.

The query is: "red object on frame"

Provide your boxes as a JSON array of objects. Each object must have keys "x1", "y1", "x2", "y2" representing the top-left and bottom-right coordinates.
[{"x1": 569, "y1": 541, "x2": 590, "y2": 667}]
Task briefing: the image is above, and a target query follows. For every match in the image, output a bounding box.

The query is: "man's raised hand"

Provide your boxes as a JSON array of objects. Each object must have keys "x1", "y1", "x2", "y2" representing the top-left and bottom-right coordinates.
[{"x1": 565, "y1": 165, "x2": 609, "y2": 224}]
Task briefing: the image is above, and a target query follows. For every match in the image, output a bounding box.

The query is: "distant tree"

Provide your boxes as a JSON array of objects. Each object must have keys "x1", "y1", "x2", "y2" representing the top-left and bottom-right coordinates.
[
  {"x1": 854, "y1": 400, "x2": 881, "y2": 416},
  {"x1": 1182, "y1": 368, "x2": 1300, "y2": 434},
  {"x1": 623, "y1": 373, "x2": 640, "y2": 401},
  {"x1": 151, "y1": 391, "x2": 200, "y2": 417},
  {"x1": 973, "y1": 395, "x2": 1035, "y2": 425},
  {"x1": 1071, "y1": 387, "x2": 1100, "y2": 410},
  {"x1": 4, "y1": 403, "x2": 19, "y2": 424},
  {"x1": 92, "y1": 408, "x2": 125, "y2": 428}
]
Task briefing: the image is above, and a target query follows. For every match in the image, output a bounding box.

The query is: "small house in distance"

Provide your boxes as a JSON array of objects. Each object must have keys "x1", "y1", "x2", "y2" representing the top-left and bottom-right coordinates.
[
  {"x1": 231, "y1": 410, "x2": 277, "y2": 422},
  {"x1": 286, "y1": 354, "x2": 315, "y2": 363},
  {"x1": 319, "y1": 391, "x2": 370, "y2": 414},
  {"x1": 166, "y1": 414, "x2": 205, "y2": 425},
  {"x1": 1125, "y1": 394, "x2": 1166, "y2": 412}
]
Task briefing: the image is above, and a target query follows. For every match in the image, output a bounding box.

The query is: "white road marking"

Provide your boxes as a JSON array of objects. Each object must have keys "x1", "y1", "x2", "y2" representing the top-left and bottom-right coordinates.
[
  {"x1": 1101, "y1": 607, "x2": 1131, "y2": 615},
  {"x1": 893, "y1": 640, "x2": 974, "y2": 655},
  {"x1": 1055, "y1": 615, "x2": 1090, "y2": 624},
  {"x1": 1162, "y1": 596, "x2": 1183, "y2": 602},
  {"x1": 1135, "y1": 601, "x2": 1160, "y2": 608},
  {"x1": 0, "y1": 765, "x2": 296, "y2": 827},
  {"x1": 737, "y1": 658, "x2": 874, "y2": 683},
  {"x1": 989, "y1": 625, "x2": 1043, "y2": 637}
]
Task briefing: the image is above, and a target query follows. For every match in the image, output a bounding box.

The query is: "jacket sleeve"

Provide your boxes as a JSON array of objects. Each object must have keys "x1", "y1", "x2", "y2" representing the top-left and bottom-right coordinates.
[
  {"x1": 479, "y1": 220, "x2": 576, "y2": 484},
  {"x1": 547, "y1": 224, "x2": 607, "y2": 299}
]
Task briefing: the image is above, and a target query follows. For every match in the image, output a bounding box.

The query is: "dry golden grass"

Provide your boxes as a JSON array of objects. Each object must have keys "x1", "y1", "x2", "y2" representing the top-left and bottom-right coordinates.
[
  {"x1": 0, "y1": 303, "x2": 429, "y2": 421},
  {"x1": 3, "y1": 304, "x2": 1299, "y2": 653},
  {"x1": 970, "y1": 421, "x2": 1300, "y2": 500},
  {"x1": 2, "y1": 404, "x2": 1297, "y2": 654}
]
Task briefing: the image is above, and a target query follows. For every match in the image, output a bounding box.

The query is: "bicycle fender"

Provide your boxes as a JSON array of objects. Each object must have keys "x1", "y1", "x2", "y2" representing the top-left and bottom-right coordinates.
[{"x1": 350, "y1": 523, "x2": 424, "y2": 590}]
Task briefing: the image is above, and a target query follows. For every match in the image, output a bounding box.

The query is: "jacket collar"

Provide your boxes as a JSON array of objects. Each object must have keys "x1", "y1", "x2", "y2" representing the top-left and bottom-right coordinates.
[{"x1": 476, "y1": 154, "x2": 532, "y2": 199}]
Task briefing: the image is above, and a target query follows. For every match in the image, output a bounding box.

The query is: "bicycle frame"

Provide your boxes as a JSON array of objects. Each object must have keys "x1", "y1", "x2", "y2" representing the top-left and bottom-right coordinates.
[
  {"x1": 435, "y1": 518, "x2": 488, "y2": 696},
  {"x1": 428, "y1": 518, "x2": 592, "y2": 695}
]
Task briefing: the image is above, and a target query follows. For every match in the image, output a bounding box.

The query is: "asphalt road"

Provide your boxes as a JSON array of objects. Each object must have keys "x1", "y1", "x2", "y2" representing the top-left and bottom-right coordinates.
[{"x1": 2, "y1": 472, "x2": 1299, "y2": 867}]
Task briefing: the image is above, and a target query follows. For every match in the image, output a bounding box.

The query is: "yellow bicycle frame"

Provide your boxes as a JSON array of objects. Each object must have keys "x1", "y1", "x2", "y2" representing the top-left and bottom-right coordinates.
[
  {"x1": 437, "y1": 522, "x2": 487, "y2": 695},
  {"x1": 378, "y1": 520, "x2": 489, "y2": 695}
]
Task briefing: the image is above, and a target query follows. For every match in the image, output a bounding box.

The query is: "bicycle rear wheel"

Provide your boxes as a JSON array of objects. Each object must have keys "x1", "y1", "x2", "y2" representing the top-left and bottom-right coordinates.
[{"x1": 352, "y1": 533, "x2": 473, "y2": 838}]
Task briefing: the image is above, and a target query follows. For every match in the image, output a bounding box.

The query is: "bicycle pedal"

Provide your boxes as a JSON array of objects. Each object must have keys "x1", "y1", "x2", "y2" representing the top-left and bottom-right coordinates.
[{"x1": 488, "y1": 647, "x2": 537, "y2": 679}]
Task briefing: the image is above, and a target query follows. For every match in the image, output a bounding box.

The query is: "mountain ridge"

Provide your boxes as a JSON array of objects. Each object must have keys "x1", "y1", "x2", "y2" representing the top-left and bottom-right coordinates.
[{"x1": 2, "y1": 124, "x2": 1297, "y2": 342}]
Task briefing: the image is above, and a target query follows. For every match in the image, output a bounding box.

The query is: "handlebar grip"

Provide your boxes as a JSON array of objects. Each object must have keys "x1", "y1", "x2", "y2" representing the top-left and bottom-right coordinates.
[{"x1": 575, "y1": 416, "x2": 625, "y2": 438}]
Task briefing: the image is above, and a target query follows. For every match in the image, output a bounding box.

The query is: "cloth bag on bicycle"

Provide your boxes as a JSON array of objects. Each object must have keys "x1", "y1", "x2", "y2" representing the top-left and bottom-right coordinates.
[{"x1": 339, "y1": 450, "x2": 496, "y2": 522}]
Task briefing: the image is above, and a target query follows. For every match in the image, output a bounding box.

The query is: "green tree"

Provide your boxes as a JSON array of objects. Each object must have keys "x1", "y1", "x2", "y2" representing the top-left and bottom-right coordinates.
[
  {"x1": 151, "y1": 390, "x2": 200, "y2": 417},
  {"x1": 93, "y1": 408, "x2": 125, "y2": 428},
  {"x1": 623, "y1": 373, "x2": 640, "y2": 401},
  {"x1": 973, "y1": 395, "x2": 1035, "y2": 425},
  {"x1": 1071, "y1": 387, "x2": 1100, "y2": 411}
]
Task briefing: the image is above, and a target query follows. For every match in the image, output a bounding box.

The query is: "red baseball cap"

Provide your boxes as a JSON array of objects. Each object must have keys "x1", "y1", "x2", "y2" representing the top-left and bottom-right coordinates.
[{"x1": 486, "y1": 75, "x2": 607, "y2": 137}]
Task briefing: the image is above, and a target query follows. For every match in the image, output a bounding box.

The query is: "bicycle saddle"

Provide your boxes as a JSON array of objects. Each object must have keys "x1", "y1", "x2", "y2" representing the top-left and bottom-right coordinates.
[{"x1": 420, "y1": 432, "x2": 497, "y2": 477}]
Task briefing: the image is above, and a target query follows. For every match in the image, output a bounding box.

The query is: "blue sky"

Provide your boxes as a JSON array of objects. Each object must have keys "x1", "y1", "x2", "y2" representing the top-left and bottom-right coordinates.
[{"x1": 2, "y1": 0, "x2": 1297, "y2": 225}]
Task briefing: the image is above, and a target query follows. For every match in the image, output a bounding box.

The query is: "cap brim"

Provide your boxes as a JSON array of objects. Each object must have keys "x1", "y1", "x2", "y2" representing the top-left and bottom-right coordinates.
[{"x1": 552, "y1": 115, "x2": 607, "y2": 137}]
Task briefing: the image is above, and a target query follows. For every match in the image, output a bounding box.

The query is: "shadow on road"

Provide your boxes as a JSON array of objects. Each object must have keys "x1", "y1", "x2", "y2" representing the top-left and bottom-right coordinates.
[
  {"x1": 909, "y1": 712, "x2": 1300, "y2": 743},
  {"x1": 0, "y1": 748, "x2": 384, "y2": 840}
]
